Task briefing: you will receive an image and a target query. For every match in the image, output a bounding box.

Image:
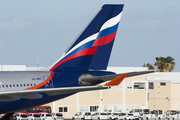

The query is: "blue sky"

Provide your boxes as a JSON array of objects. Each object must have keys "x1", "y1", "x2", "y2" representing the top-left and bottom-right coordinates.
[{"x1": 0, "y1": 0, "x2": 180, "y2": 71}]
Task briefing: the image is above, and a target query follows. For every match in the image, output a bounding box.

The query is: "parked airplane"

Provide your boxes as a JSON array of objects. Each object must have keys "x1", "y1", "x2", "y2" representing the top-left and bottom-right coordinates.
[{"x1": 0, "y1": 4, "x2": 153, "y2": 118}]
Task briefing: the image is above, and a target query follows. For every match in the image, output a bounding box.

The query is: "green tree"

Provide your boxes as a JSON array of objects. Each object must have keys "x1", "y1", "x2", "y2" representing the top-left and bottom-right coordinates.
[
  {"x1": 143, "y1": 63, "x2": 155, "y2": 70},
  {"x1": 154, "y1": 56, "x2": 175, "y2": 72}
]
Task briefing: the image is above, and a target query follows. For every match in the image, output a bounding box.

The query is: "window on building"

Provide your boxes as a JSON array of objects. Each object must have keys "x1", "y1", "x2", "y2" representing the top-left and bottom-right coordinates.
[
  {"x1": 126, "y1": 105, "x2": 135, "y2": 112},
  {"x1": 149, "y1": 82, "x2": 154, "y2": 89},
  {"x1": 160, "y1": 82, "x2": 166, "y2": 86},
  {"x1": 127, "y1": 82, "x2": 132, "y2": 89},
  {"x1": 134, "y1": 82, "x2": 145, "y2": 89},
  {"x1": 113, "y1": 105, "x2": 122, "y2": 112},
  {"x1": 103, "y1": 105, "x2": 112, "y2": 112},
  {"x1": 90, "y1": 106, "x2": 99, "y2": 112},
  {"x1": 103, "y1": 106, "x2": 108, "y2": 112},
  {"x1": 59, "y1": 106, "x2": 68, "y2": 113},
  {"x1": 117, "y1": 83, "x2": 123, "y2": 89},
  {"x1": 113, "y1": 106, "x2": 117, "y2": 112},
  {"x1": 80, "y1": 106, "x2": 89, "y2": 112}
]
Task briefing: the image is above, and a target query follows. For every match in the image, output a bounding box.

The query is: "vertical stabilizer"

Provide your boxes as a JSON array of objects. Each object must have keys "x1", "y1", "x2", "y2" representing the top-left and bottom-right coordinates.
[{"x1": 49, "y1": 4, "x2": 124, "y2": 72}]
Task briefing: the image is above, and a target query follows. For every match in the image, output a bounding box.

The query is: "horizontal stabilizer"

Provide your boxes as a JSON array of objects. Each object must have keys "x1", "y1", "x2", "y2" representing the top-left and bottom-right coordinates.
[{"x1": 81, "y1": 70, "x2": 155, "y2": 82}]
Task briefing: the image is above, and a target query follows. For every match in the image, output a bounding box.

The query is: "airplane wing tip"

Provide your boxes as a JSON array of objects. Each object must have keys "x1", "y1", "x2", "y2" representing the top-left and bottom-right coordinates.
[{"x1": 104, "y1": 73, "x2": 128, "y2": 86}]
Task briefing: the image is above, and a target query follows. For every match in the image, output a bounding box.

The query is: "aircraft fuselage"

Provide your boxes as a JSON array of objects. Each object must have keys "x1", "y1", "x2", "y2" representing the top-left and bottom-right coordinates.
[{"x1": 0, "y1": 70, "x2": 115, "y2": 113}]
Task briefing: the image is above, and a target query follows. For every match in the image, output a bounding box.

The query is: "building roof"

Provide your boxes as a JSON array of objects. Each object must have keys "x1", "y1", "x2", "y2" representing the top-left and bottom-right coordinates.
[{"x1": 147, "y1": 72, "x2": 180, "y2": 83}]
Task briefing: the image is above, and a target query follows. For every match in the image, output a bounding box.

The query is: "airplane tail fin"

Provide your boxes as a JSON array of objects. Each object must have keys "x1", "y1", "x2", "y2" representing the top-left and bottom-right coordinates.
[{"x1": 49, "y1": 4, "x2": 124, "y2": 72}]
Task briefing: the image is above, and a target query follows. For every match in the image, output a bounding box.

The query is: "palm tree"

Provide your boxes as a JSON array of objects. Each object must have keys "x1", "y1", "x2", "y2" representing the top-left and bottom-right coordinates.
[
  {"x1": 154, "y1": 56, "x2": 175, "y2": 72},
  {"x1": 143, "y1": 63, "x2": 155, "y2": 70}
]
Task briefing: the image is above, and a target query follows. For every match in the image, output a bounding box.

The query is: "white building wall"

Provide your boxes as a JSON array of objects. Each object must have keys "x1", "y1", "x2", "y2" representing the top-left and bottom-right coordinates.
[
  {"x1": 107, "y1": 67, "x2": 148, "y2": 73},
  {"x1": 0, "y1": 65, "x2": 26, "y2": 71}
]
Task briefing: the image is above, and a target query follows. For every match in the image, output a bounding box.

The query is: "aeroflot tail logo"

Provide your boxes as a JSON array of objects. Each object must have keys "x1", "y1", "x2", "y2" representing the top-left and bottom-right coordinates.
[{"x1": 50, "y1": 12, "x2": 122, "y2": 71}]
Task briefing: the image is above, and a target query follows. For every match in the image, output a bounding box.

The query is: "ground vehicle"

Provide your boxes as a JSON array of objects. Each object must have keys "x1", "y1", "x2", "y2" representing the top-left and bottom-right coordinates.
[
  {"x1": 150, "y1": 110, "x2": 157, "y2": 120},
  {"x1": 11, "y1": 113, "x2": 28, "y2": 120},
  {"x1": 129, "y1": 109, "x2": 142, "y2": 120},
  {"x1": 118, "y1": 113, "x2": 134, "y2": 120},
  {"x1": 40, "y1": 113, "x2": 53, "y2": 120},
  {"x1": 166, "y1": 110, "x2": 180, "y2": 120},
  {"x1": 52, "y1": 113, "x2": 63, "y2": 120},
  {"x1": 107, "y1": 113, "x2": 119, "y2": 120},
  {"x1": 17, "y1": 106, "x2": 51, "y2": 114},
  {"x1": 91, "y1": 112, "x2": 108, "y2": 120},
  {"x1": 140, "y1": 109, "x2": 151, "y2": 120},
  {"x1": 27, "y1": 113, "x2": 41, "y2": 120},
  {"x1": 72, "y1": 112, "x2": 91, "y2": 120},
  {"x1": 152, "y1": 110, "x2": 165, "y2": 120}
]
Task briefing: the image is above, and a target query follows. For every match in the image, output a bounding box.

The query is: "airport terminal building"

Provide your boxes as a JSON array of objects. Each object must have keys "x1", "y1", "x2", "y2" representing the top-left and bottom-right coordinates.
[
  {"x1": 1, "y1": 65, "x2": 180, "y2": 118},
  {"x1": 49, "y1": 67, "x2": 180, "y2": 118}
]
